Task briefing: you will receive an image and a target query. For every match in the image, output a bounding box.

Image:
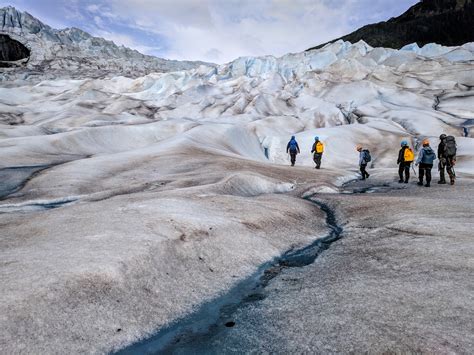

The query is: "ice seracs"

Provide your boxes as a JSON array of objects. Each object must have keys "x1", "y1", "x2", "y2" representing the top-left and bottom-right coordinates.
[{"x1": 0, "y1": 6, "x2": 212, "y2": 80}]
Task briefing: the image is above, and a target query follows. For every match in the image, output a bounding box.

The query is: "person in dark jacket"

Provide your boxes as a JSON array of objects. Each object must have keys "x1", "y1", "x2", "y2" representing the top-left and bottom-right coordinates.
[
  {"x1": 311, "y1": 136, "x2": 324, "y2": 169},
  {"x1": 437, "y1": 134, "x2": 456, "y2": 185},
  {"x1": 286, "y1": 136, "x2": 300, "y2": 167},
  {"x1": 397, "y1": 140, "x2": 413, "y2": 183},
  {"x1": 356, "y1": 145, "x2": 370, "y2": 180},
  {"x1": 416, "y1": 139, "x2": 436, "y2": 187}
]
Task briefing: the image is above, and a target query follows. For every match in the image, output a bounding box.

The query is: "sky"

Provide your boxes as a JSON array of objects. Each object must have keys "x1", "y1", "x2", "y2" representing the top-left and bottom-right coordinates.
[{"x1": 1, "y1": 0, "x2": 419, "y2": 63}]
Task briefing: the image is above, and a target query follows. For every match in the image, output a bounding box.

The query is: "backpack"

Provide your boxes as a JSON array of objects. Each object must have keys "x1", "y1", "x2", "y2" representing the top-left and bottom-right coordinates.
[
  {"x1": 363, "y1": 149, "x2": 371, "y2": 163},
  {"x1": 445, "y1": 136, "x2": 457, "y2": 156},
  {"x1": 289, "y1": 140, "x2": 298, "y2": 152},
  {"x1": 422, "y1": 147, "x2": 436, "y2": 164},
  {"x1": 404, "y1": 147, "x2": 414, "y2": 162},
  {"x1": 316, "y1": 141, "x2": 324, "y2": 153}
]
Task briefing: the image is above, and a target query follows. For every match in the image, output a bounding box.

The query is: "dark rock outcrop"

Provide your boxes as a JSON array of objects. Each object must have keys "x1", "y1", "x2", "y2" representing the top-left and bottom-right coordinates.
[
  {"x1": 307, "y1": 0, "x2": 474, "y2": 51},
  {"x1": 0, "y1": 34, "x2": 30, "y2": 63}
]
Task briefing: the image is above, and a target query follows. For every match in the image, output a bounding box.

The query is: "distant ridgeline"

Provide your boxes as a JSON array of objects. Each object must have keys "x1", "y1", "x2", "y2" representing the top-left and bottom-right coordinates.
[{"x1": 307, "y1": 0, "x2": 474, "y2": 51}]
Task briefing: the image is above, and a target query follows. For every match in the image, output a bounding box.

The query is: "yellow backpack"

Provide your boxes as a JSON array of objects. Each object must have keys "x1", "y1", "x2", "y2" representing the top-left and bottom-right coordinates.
[
  {"x1": 404, "y1": 147, "x2": 414, "y2": 162},
  {"x1": 316, "y1": 141, "x2": 324, "y2": 153}
]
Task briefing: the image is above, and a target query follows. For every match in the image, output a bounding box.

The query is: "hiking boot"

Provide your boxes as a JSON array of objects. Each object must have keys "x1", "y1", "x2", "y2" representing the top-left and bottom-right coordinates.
[
  {"x1": 438, "y1": 180, "x2": 446, "y2": 184},
  {"x1": 417, "y1": 182, "x2": 423, "y2": 186},
  {"x1": 361, "y1": 178, "x2": 366, "y2": 181},
  {"x1": 366, "y1": 174, "x2": 370, "y2": 179},
  {"x1": 450, "y1": 178, "x2": 455, "y2": 185},
  {"x1": 425, "y1": 183, "x2": 430, "y2": 187},
  {"x1": 404, "y1": 180, "x2": 409, "y2": 184},
  {"x1": 398, "y1": 180, "x2": 404, "y2": 183}
]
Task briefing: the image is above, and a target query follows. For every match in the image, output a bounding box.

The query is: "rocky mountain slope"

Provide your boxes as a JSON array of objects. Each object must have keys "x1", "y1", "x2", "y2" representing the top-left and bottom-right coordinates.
[
  {"x1": 0, "y1": 6, "x2": 211, "y2": 80},
  {"x1": 308, "y1": 0, "x2": 474, "y2": 51}
]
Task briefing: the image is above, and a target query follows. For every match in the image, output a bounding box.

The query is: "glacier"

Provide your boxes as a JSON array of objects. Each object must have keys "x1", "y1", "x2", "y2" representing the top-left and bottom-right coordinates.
[
  {"x1": 1, "y1": 9, "x2": 474, "y2": 353},
  {"x1": 0, "y1": 6, "x2": 211, "y2": 80}
]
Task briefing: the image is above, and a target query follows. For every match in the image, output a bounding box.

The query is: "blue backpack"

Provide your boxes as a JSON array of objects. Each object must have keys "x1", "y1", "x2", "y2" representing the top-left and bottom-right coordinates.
[{"x1": 289, "y1": 140, "x2": 298, "y2": 152}]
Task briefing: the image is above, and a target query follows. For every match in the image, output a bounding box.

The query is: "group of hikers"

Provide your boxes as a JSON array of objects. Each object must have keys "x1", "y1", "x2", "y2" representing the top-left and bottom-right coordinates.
[{"x1": 286, "y1": 134, "x2": 457, "y2": 186}]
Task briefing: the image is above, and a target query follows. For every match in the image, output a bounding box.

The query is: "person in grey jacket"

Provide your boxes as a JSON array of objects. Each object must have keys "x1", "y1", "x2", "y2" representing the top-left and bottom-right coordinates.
[
  {"x1": 356, "y1": 145, "x2": 370, "y2": 180},
  {"x1": 416, "y1": 139, "x2": 436, "y2": 187}
]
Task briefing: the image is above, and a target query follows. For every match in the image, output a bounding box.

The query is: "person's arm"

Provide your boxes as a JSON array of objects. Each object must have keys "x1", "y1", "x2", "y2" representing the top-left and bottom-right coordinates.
[
  {"x1": 311, "y1": 143, "x2": 315, "y2": 153},
  {"x1": 397, "y1": 148, "x2": 403, "y2": 164},
  {"x1": 437, "y1": 143, "x2": 443, "y2": 159},
  {"x1": 416, "y1": 149, "x2": 423, "y2": 165},
  {"x1": 359, "y1": 151, "x2": 364, "y2": 166},
  {"x1": 296, "y1": 142, "x2": 300, "y2": 153},
  {"x1": 286, "y1": 142, "x2": 290, "y2": 153}
]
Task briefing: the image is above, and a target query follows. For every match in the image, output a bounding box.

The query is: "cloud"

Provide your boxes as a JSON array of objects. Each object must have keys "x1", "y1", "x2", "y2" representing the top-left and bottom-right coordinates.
[{"x1": 105, "y1": 0, "x2": 418, "y2": 63}]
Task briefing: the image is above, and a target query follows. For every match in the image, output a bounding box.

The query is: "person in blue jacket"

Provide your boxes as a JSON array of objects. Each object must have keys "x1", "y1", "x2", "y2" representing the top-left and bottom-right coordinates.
[
  {"x1": 286, "y1": 136, "x2": 300, "y2": 166},
  {"x1": 416, "y1": 138, "x2": 436, "y2": 187}
]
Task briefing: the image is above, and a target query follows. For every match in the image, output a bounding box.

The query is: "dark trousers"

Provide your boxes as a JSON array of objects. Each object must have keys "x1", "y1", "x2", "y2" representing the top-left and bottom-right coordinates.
[
  {"x1": 313, "y1": 153, "x2": 322, "y2": 169},
  {"x1": 419, "y1": 163, "x2": 433, "y2": 184},
  {"x1": 290, "y1": 152, "x2": 297, "y2": 166},
  {"x1": 360, "y1": 164, "x2": 369, "y2": 179},
  {"x1": 398, "y1": 162, "x2": 411, "y2": 182},
  {"x1": 439, "y1": 157, "x2": 455, "y2": 182}
]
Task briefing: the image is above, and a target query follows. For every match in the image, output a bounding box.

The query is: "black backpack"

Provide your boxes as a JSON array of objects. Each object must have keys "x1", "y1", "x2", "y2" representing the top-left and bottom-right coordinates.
[
  {"x1": 363, "y1": 149, "x2": 372, "y2": 163},
  {"x1": 445, "y1": 136, "x2": 457, "y2": 156}
]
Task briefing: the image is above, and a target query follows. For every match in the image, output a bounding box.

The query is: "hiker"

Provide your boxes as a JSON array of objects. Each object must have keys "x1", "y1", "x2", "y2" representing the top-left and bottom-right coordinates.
[
  {"x1": 356, "y1": 145, "x2": 371, "y2": 180},
  {"x1": 397, "y1": 140, "x2": 414, "y2": 183},
  {"x1": 415, "y1": 138, "x2": 436, "y2": 187},
  {"x1": 311, "y1": 136, "x2": 324, "y2": 169},
  {"x1": 438, "y1": 134, "x2": 457, "y2": 185},
  {"x1": 286, "y1": 136, "x2": 300, "y2": 167}
]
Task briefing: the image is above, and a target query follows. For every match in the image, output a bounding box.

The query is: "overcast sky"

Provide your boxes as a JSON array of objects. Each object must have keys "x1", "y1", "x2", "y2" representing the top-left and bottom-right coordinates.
[{"x1": 1, "y1": 0, "x2": 418, "y2": 63}]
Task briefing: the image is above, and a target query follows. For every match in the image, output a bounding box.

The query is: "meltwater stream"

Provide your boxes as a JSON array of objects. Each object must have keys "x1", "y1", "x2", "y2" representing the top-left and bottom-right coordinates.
[{"x1": 116, "y1": 197, "x2": 343, "y2": 355}]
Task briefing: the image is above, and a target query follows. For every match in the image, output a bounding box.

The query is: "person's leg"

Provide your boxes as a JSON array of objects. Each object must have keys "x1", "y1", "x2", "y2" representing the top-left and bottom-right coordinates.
[
  {"x1": 315, "y1": 154, "x2": 322, "y2": 169},
  {"x1": 404, "y1": 163, "x2": 410, "y2": 183},
  {"x1": 418, "y1": 164, "x2": 425, "y2": 185},
  {"x1": 447, "y1": 158, "x2": 455, "y2": 185},
  {"x1": 398, "y1": 164, "x2": 404, "y2": 182},
  {"x1": 438, "y1": 161, "x2": 446, "y2": 183},
  {"x1": 360, "y1": 164, "x2": 366, "y2": 180},
  {"x1": 290, "y1": 153, "x2": 296, "y2": 166},
  {"x1": 425, "y1": 165, "x2": 432, "y2": 187}
]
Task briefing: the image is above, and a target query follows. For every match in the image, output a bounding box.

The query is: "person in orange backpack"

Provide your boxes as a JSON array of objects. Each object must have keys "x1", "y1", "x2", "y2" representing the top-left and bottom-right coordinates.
[
  {"x1": 311, "y1": 136, "x2": 324, "y2": 169},
  {"x1": 397, "y1": 140, "x2": 414, "y2": 183}
]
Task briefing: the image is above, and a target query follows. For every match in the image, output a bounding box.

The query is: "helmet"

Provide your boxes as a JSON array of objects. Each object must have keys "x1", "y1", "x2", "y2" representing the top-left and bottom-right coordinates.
[
  {"x1": 356, "y1": 144, "x2": 362, "y2": 151},
  {"x1": 422, "y1": 139, "x2": 430, "y2": 146},
  {"x1": 291, "y1": 135, "x2": 295, "y2": 140},
  {"x1": 401, "y1": 140, "x2": 408, "y2": 147},
  {"x1": 315, "y1": 136, "x2": 319, "y2": 141},
  {"x1": 440, "y1": 134, "x2": 447, "y2": 140}
]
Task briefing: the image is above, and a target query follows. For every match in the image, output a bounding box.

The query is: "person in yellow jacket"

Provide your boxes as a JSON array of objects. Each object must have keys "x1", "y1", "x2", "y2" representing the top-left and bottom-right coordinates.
[
  {"x1": 311, "y1": 136, "x2": 324, "y2": 169},
  {"x1": 397, "y1": 140, "x2": 414, "y2": 183}
]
